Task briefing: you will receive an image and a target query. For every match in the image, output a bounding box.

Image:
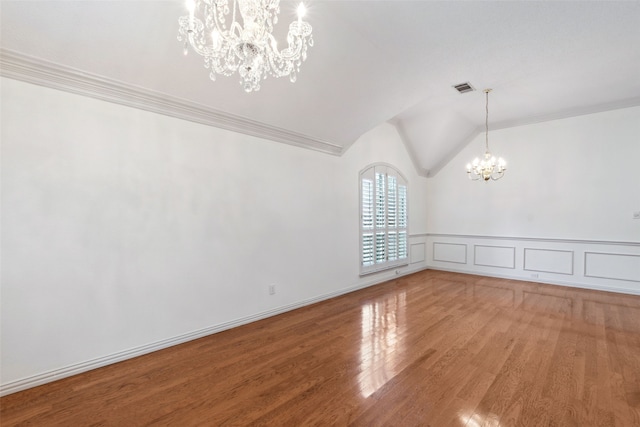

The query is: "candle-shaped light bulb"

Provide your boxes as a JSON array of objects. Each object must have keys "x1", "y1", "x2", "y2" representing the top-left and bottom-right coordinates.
[
  {"x1": 297, "y1": 3, "x2": 306, "y2": 22},
  {"x1": 186, "y1": 0, "x2": 195, "y2": 25},
  {"x1": 211, "y1": 29, "x2": 221, "y2": 50}
]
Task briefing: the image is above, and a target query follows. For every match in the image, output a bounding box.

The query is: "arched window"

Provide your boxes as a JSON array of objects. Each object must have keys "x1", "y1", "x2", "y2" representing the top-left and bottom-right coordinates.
[{"x1": 360, "y1": 164, "x2": 408, "y2": 275}]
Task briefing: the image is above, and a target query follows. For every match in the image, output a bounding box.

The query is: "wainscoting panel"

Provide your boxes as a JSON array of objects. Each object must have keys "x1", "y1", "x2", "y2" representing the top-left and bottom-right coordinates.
[
  {"x1": 474, "y1": 245, "x2": 516, "y2": 269},
  {"x1": 426, "y1": 234, "x2": 640, "y2": 295},
  {"x1": 524, "y1": 248, "x2": 574, "y2": 275},
  {"x1": 410, "y1": 242, "x2": 426, "y2": 264},
  {"x1": 408, "y1": 234, "x2": 428, "y2": 267},
  {"x1": 584, "y1": 252, "x2": 640, "y2": 283},
  {"x1": 433, "y1": 242, "x2": 466, "y2": 264}
]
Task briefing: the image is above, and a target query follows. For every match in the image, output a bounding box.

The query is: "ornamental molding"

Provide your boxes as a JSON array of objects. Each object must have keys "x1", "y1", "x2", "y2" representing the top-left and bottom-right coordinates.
[{"x1": 0, "y1": 48, "x2": 343, "y2": 156}]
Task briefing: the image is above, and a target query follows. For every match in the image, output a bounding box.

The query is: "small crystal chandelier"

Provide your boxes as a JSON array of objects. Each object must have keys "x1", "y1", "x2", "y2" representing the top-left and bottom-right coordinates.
[
  {"x1": 178, "y1": 0, "x2": 313, "y2": 93},
  {"x1": 466, "y1": 89, "x2": 507, "y2": 181}
]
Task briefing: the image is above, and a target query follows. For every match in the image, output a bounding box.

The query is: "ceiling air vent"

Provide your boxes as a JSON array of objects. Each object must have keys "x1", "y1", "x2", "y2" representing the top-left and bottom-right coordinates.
[{"x1": 453, "y1": 82, "x2": 475, "y2": 94}]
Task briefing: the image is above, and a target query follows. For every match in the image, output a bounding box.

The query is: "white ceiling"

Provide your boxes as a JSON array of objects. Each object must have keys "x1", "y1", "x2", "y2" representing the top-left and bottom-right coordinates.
[{"x1": 2, "y1": 1, "x2": 639, "y2": 175}]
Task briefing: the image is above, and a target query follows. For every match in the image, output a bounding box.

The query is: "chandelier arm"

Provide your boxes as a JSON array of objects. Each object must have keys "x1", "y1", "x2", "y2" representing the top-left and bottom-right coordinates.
[
  {"x1": 265, "y1": 32, "x2": 310, "y2": 77},
  {"x1": 210, "y1": 5, "x2": 226, "y2": 39},
  {"x1": 185, "y1": 19, "x2": 210, "y2": 57},
  {"x1": 211, "y1": 0, "x2": 227, "y2": 31},
  {"x1": 210, "y1": 53, "x2": 234, "y2": 75},
  {"x1": 267, "y1": 51, "x2": 292, "y2": 77},
  {"x1": 266, "y1": 33, "x2": 283, "y2": 57},
  {"x1": 268, "y1": 24, "x2": 310, "y2": 61},
  {"x1": 281, "y1": 38, "x2": 303, "y2": 61},
  {"x1": 228, "y1": 21, "x2": 243, "y2": 40},
  {"x1": 490, "y1": 172, "x2": 504, "y2": 181}
]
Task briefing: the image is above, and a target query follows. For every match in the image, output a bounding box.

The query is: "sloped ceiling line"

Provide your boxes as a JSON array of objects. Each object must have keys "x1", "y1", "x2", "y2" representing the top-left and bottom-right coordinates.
[
  {"x1": 402, "y1": 96, "x2": 640, "y2": 178},
  {"x1": 389, "y1": 119, "x2": 430, "y2": 178},
  {"x1": 0, "y1": 49, "x2": 343, "y2": 156},
  {"x1": 5, "y1": 48, "x2": 638, "y2": 180},
  {"x1": 426, "y1": 128, "x2": 481, "y2": 178},
  {"x1": 430, "y1": 97, "x2": 640, "y2": 177}
]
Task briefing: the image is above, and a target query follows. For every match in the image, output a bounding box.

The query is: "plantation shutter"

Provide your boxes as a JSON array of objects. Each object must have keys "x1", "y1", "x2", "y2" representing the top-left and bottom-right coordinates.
[
  {"x1": 360, "y1": 164, "x2": 409, "y2": 275},
  {"x1": 398, "y1": 184, "x2": 408, "y2": 260},
  {"x1": 387, "y1": 175, "x2": 397, "y2": 261},
  {"x1": 361, "y1": 177, "x2": 374, "y2": 267}
]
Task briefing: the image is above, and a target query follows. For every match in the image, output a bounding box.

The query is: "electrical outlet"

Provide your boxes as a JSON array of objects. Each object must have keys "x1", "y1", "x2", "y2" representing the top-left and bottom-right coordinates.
[
  {"x1": 633, "y1": 211, "x2": 640, "y2": 220},
  {"x1": 268, "y1": 284, "x2": 276, "y2": 295}
]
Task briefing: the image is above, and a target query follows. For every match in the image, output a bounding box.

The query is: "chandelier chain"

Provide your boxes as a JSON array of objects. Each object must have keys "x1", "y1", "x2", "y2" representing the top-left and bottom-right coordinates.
[
  {"x1": 485, "y1": 89, "x2": 489, "y2": 153},
  {"x1": 466, "y1": 88, "x2": 507, "y2": 182}
]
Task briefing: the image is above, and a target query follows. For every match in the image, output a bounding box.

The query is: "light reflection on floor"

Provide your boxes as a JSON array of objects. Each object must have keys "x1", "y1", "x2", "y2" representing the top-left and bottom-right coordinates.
[
  {"x1": 358, "y1": 290, "x2": 407, "y2": 398},
  {"x1": 458, "y1": 412, "x2": 501, "y2": 427},
  {"x1": 459, "y1": 410, "x2": 503, "y2": 427}
]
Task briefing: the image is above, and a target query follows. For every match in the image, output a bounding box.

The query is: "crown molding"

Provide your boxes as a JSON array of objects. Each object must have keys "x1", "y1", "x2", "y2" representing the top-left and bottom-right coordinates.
[{"x1": 0, "y1": 48, "x2": 343, "y2": 156}]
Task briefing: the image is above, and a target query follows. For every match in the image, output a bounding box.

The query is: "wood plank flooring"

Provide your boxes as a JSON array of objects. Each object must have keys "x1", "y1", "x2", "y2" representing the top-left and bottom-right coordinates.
[{"x1": 2, "y1": 270, "x2": 640, "y2": 426}]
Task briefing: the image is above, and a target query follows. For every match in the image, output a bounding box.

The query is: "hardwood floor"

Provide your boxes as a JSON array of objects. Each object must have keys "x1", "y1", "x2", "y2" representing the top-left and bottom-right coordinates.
[{"x1": 2, "y1": 270, "x2": 640, "y2": 426}]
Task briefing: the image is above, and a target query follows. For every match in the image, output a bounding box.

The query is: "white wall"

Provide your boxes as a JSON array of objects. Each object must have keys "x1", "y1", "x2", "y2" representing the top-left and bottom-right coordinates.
[
  {"x1": 426, "y1": 106, "x2": 640, "y2": 293},
  {"x1": 0, "y1": 77, "x2": 429, "y2": 394}
]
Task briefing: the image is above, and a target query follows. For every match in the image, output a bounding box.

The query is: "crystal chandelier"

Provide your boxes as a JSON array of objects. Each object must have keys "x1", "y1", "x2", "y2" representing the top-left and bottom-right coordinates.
[
  {"x1": 466, "y1": 89, "x2": 507, "y2": 181},
  {"x1": 178, "y1": 0, "x2": 313, "y2": 93}
]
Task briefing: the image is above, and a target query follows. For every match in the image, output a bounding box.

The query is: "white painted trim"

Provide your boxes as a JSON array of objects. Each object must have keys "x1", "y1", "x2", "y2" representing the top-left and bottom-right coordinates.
[
  {"x1": 523, "y1": 248, "x2": 575, "y2": 276},
  {"x1": 426, "y1": 233, "x2": 640, "y2": 295},
  {"x1": 0, "y1": 48, "x2": 343, "y2": 156},
  {"x1": 359, "y1": 162, "x2": 409, "y2": 183},
  {"x1": 4, "y1": 48, "x2": 638, "y2": 177},
  {"x1": 0, "y1": 265, "x2": 428, "y2": 396},
  {"x1": 427, "y1": 265, "x2": 640, "y2": 297},
  {"x1": 584, "y1": 251, "x2": 640, "y2": 283},
  {"x1": 432, "y1": 242, "x2": 467, "y2": 264},
  {"x1": 473, "y1": 245, "x2": 516, "y2": 269},
  {"x1": 426, "y1": 233, "x2": 640, "y2": 247},
  {"x1": 410, "y1": 242, "x2": 426, "y2": 264}
]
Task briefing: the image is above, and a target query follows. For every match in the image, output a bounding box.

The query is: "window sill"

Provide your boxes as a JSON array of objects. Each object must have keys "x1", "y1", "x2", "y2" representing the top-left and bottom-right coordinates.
[{"x1": 360, "y1": 261, "x2": 409, "y2": 277}]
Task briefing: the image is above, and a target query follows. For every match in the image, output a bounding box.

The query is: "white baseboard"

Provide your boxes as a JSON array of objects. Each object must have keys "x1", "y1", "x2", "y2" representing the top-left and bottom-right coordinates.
[
  {"x1": 0, "y1": 265, "x2": 427, "y2": 396},
  {"x1": 426, "y1": 264, "x2": 640, "y2": 296}
]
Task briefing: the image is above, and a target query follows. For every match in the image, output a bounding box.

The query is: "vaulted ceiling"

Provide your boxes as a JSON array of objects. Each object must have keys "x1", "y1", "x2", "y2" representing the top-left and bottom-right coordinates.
[{"x1": 2, "y1": 1, "x2": 639, "y2": 176}]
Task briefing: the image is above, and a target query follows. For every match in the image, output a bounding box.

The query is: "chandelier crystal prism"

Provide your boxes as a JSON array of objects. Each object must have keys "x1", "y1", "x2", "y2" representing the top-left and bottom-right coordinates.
[
  {"x1": 466, "y1": 89, "x2": 507, "y2": 181},
  {"x1": 178, "y1": 0, "x2": 313, "y2": 93}
]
